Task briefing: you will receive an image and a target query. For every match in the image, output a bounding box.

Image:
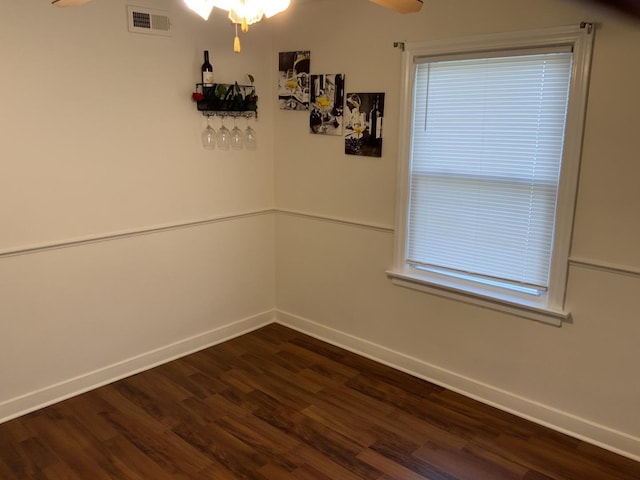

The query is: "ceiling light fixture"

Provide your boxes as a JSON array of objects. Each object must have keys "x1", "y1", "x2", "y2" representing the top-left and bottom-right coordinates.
[
  {"x1": 184, "y1": 0, "x2": 291, "y2": 52},
  {"x1": 183, "y1": 0, "x2": 216, "y2": 21}
]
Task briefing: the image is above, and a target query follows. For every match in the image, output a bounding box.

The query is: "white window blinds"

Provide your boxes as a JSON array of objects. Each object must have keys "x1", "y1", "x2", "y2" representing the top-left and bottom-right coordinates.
[{"x1": 407, "y1": 51, "x2": 573, "y2": 292}]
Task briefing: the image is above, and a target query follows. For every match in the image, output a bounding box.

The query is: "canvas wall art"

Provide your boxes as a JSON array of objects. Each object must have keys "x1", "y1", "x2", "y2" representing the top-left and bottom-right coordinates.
[
  {"x1": 345, "y1": 92, "x2": 384, "y2": 157},
  {"x1": 309, "y1": 73, "x2": 345, "y2": 136},
  {"x1": 278, "y1": 51, "x2": 311, "y2": 111}
]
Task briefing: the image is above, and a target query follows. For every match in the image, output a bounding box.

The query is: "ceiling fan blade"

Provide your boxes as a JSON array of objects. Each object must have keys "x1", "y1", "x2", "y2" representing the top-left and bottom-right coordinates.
[
  {"x1": 584, "y1": 0, "x2": 640, "y2": 18},
  {"x1": 52, "y1": 0, "x2": 93, "y2": 6},
  {"x1": 369, "y1": 0, "x2": 423, "y2": 14}
]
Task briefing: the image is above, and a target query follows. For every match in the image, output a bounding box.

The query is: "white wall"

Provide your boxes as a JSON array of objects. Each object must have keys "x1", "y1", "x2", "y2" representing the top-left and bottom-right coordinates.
[
  {"x1": 0, "y1": 0, "x2": 276, "y2": 419},
  {"x1": 1, "y1": 0, "x2": 639, "y2": 462},
  {"x1": 274, "y1": 0, "x2": 640, "y2": 460}
]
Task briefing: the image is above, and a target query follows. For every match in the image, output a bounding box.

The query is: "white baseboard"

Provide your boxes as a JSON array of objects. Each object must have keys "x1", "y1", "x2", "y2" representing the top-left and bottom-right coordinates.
[
  {"x1": 3, "y1": 308, "x2": 638, "y2": 462},
  {"x1": 0, "y1": 310, "x2": 275, "y2": 424},
  {"x1": 275, "y1": 309, "x2": 640, "y2": 462}
]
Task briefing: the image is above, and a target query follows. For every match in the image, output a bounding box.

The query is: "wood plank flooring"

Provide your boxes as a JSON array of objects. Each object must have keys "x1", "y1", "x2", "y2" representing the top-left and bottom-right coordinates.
[{"x1": 1, "y1": 323, "x2": 638, "y2": 479}]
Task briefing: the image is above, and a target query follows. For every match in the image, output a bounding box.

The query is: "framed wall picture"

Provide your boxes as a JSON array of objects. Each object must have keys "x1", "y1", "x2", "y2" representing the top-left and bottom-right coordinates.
[
  {"x1": 345, "y1": 92, "x2": 384, "y2": 157},
  {"x1": 278, "y1": 51, "x2": 311, "y2": 111},
  {"x1": 309, "y1": 73, "x2": 345, "y2": 136}
]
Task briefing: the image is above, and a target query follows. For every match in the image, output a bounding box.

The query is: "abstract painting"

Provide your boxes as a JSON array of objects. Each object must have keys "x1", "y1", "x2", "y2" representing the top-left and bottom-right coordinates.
[
  {"x1": 309, "y1": 73, "x2": 345, "y2": 136},
  {"x1": 345, "y1": 92, "x2": 384, "y2": 157},
  {"x1": 278, "y1": 51, "x2": 311, "y2": 111}
]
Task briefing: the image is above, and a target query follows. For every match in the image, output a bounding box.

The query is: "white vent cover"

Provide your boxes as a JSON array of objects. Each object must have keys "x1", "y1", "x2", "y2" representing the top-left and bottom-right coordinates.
[{"x1": 127, "y1": 5, "x2": 172, "y2": 36}]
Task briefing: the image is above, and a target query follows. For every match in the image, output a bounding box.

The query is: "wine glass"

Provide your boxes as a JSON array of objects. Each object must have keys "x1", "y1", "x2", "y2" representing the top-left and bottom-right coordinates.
[
  {"x1": 285, "y1": 69, "x2": 298, "y2": 109},
  {"x1": 347, "y1": 93, "x2": 362, "y2": 127},
  {"x1": 216, "y1": 117, "x2": 231, "y2": 150},
  {"x1": 244, "y1": 116, "x2": 257, "y2": 150},
  {"x1": 347, "y1": 93, "x2": 361, "y2": 111},
  {"x1": 316, "y1": 92, "x2": 332, "y2": 133},
  {"x1": 201, "y1": 116, "x2": 216, "y2": 149},
  {"x1": 230, "y1": 117, "x2": 244, "y2": 150},
  {"x1": 352, "y1": 112, "x2": 366, "y2": 138}
]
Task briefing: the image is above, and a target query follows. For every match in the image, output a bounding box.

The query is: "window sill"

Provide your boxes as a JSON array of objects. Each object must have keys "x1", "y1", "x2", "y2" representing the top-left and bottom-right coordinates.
[{"x1": 386, "y1": 270, "x2": 569, "y2": 327}]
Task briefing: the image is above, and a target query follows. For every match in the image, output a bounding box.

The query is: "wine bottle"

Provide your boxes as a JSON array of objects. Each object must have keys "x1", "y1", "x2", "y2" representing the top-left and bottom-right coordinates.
[
  {"x1": 333, "y1": 74, "x2": 344, "y2": 116},
  {"x1": 201, "y1": 50, "x2": 214, "y2": 86},
  {"x1": 369, "y1": 95, "x2": 382, "y2": 140}
]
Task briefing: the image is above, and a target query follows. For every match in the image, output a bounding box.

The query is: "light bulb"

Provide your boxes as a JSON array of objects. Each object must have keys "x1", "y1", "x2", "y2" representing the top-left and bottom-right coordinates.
[{"x1": 183, "y1": 0, "x2": 215, "y2": 20}]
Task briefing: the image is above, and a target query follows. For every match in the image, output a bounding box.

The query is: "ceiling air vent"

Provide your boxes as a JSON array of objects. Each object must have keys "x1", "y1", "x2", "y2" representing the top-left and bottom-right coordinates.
[{"x1": 127, "y1": 5, "x2": 172, "y2": 36}]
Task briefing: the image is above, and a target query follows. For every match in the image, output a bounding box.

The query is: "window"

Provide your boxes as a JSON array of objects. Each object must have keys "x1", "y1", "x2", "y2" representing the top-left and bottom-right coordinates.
[{"x1": 389, "y1": 25, "x2": 594, "y2": 325}]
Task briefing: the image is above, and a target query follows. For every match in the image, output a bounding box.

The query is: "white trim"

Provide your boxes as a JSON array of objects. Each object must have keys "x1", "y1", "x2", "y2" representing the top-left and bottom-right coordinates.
[
  {"x1": 0, "y1": 209, "x2": 395, "y2": 261},
  {"x1": 548, "y1": 23, "x2": 595, "y2": 309},
  {"x1": 275, "y1": 211, "x2": 640, "y2": 281},
  {"x1": 403, "y1": 23, "x2": 594, "y2": 58},
  {"x1": 393, "y1": 24, "x2": 595, "y2": 316},
  {"x1": 3, "y1": 307, "x2": 638, "y2": 461},
  {"x1": 0, "y1": 209, "x2": 275, "y2": 259},
  {"x1": 4, "y1": 209, "x2": 633, "y2": 281},
  {"x1": 276, "y1": 208, "x2": 395, "y2": 233},
  {"x1": 0, "y1": 310, "x2": 275, "y2": 425},
  {"x1": 569, "y1": 256, "x2": 640, "y2": 279},
  {"x1": 387, "y1": 270, "x2": 568, "y2": 326},
  {"x1": 275, "y1": 309, "x2": 640, "y2": 462}
]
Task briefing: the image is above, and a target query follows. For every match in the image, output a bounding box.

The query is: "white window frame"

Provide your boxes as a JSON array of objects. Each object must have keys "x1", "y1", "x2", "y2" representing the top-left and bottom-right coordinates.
[{"x1": 389, "y1": 24, "x2": 595, "y2": 326}]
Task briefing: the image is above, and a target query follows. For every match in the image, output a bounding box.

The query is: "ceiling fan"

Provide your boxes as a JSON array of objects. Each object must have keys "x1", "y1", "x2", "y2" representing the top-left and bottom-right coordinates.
[
  {"x1": 52, "y1": 0, "x2": 92, "y2": 6},
  {"x1": 367, "y1": 0, "x2": 640, "y2": 16},
  {"x1": 51, "y1": 0, "x2": 640, "y2": 18},
  {"x1": 368, "y1": 0, "x2": 423, "y2": 14},
  {"x1": 49, "y1": 0, "x2": 424, "y2": 12}
]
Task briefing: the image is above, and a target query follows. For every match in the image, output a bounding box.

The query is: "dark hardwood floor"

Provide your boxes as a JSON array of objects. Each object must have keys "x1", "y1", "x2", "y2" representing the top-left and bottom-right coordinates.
[{"x1": 1, "y1": 323, "x2": 638, "y2": 479}]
